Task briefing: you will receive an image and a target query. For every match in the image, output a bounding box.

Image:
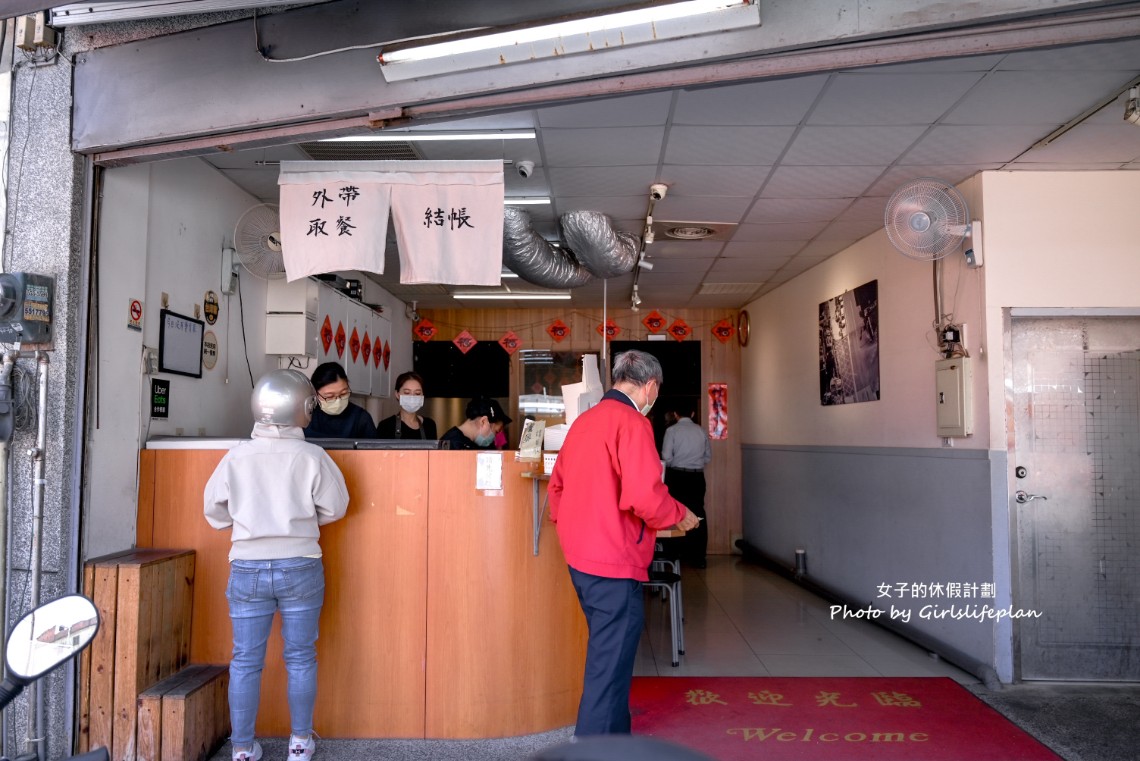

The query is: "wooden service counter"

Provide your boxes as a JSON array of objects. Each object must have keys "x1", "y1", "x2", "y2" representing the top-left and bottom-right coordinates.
[{"x1": 136, "y1": 447, "x2": 587, "y2": 739}]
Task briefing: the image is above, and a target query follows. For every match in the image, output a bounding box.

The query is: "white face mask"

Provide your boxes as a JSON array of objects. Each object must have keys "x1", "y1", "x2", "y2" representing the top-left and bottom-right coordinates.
[
  {"x1": 319, "y1": 395, "x2": 349, "y2": 416},
  {"x1": 639, "y1": 383, "x2": 657, "y2": 417},
  {"x1": 399, "y1": 395, "x2": 424, "y2": 414}
]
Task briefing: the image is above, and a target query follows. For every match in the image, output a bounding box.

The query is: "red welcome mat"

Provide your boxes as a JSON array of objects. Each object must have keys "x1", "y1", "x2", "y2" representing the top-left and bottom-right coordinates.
[{"x1": 631, "y1": 677, "x2": 1061, "y2": 760}]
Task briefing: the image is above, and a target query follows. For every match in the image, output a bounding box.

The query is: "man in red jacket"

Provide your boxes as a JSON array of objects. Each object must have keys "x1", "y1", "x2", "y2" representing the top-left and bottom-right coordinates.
[{"x1": 549, "y1": 350, "x2": 700, "y2": 736}]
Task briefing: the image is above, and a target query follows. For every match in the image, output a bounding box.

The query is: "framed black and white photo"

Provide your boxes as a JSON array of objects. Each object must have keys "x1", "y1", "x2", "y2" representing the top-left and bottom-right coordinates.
[{"x1": 819, "y1": 280, "x2": 879, "y2": 405}]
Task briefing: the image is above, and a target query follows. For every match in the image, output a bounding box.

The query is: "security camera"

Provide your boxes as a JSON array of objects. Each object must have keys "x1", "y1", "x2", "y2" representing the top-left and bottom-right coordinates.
[
  {"x1": 517, "y1": 160, "x2": 535, "y2": 179},
  {"x1": 649, "y1": 183, "x2": 668, "y2": 201}
]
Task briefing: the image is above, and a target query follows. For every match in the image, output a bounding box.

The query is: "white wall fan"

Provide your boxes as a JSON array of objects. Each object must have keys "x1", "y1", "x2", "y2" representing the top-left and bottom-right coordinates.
[
  {"x1": 222, "y1": 203, "x2": 285, "y2": 293},
  {"x1": 883, "y1": 178, "x2": 982, "y2": 268}
]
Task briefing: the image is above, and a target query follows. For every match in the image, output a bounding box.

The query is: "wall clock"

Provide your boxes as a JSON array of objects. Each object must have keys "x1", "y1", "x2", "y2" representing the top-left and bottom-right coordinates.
[{"x1": 737, "y1": 310, "x2": 750, "y2": 347}]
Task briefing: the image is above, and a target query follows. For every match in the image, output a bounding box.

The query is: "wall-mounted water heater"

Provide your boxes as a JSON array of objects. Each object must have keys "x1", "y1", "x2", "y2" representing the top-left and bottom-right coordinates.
[{"x1": 0, "y1": 272, "x2": 54, "y2": 344}]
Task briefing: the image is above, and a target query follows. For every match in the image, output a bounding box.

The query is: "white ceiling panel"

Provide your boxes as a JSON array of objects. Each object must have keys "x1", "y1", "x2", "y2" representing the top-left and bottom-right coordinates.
[
  {"x1": 546, "y1": 165, "x2": 659, "y2": 196},
  {"x1": 543, "y1": 126, "x2": 666, "y2": 167},
  {"x1": 639, "y1": 258, "x2": 714, "y2": 274},
  {"x1": 660, "y1": 164, "x2": 771, "y2": 196},
  {"x1": 733, "y1": 220, "x2": 829, "y2": 241},
  {"x1": 672, "y1": 75, "x2": 828, "y2": 125},
  {"x1": 900, "y1": 125, "x2": 1052, "y2": 164},
  {"x1": 782, "y1": 125, "x2": 927, "y2": 166},
  {"x1": 866, "y1": 164, "x2": 1000, "y2": 195},
  {"x1": 815, "y1": 218, "x2": 882, "y2": 241},
  {"x1": 762, "y1": 165, "x2": 886, "y2": 197},
  {"x1": 647, "y1": 240, "x2": 725, "y2": 257},
  {"x1": 685, "y1": 294, "x2": 760, "y2": 308},
  {"x1": 651, "y1": 195, "x2": 753, "y2": 223},
  {"x1": 808, "y1": 72, "x2": 985, "y2": 125},
  {"x1": 744, "y1": 198, "x2": 852, "y2": 224},
  {"x1": 721, "y1": 240, "x2": 805, "y2": 258},
  {"x1": 1014, "y1": 126, "x2": 1140, "y2": 165},
  {"x1": 555, "y1": 196, "x2": 649, "y2": 219},
  {"x1": 835, "y1": 196, "x2": 890, "y2": 223},
  {"x1": 537, "y1": 91, "x2": 673, "y2": 127},
  {"x1": 945, "y1": 70, "x2": 1139, "y2": 126},
  {"x1": 663, "y1": 125, "x2": 795, "y2": 166},
  {"x1": 796, "y1": 239, "x2": 851, "y2": 258}
]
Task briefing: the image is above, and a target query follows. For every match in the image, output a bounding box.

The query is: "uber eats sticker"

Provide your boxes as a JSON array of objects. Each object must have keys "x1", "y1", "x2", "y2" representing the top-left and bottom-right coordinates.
[{"x1": 151, "y1": 379, "x2": 170, "y2": 419}]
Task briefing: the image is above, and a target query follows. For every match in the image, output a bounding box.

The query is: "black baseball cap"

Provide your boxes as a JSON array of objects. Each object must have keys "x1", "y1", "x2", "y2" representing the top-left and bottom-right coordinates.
[{"x1": 465, "y1": 397, "x2": 513, "y2": 424}]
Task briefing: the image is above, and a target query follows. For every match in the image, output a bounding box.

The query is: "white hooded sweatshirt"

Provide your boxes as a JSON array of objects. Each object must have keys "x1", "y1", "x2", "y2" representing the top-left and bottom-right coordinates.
[{"x1": 204, "y1": 423, "x2": 349, "y2": 561}]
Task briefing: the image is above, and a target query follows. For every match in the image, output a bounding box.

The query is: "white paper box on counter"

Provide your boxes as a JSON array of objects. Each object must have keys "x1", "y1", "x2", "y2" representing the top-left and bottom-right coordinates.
[
  {"x1": 543, "y1": 424, "x2": 568, "y2": 451},
  {"x1": 543, "y1": 452, "x2": 558, "y2": 474}
]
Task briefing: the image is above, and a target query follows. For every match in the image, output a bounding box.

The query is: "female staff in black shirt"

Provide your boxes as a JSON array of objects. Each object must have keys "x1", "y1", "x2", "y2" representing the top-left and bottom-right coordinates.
[
  {"x1": 302, "y1": 362, "x2": 378, "y2": 439},
  {"x1": 376, "y1": 371, "x2": 438, "y2": 440}
]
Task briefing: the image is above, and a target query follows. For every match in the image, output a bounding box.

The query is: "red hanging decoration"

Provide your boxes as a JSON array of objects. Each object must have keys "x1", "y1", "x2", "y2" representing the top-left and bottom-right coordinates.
[
  {"x1": 596, "y1": 319, "x2": 621, "y2": 341},
  {"x1": 499, "y1": 330, "x2": 521, "y2": 354},
  {"x1": 383, "y1": 340, "x2": 391, "y2": 370},
  {"x1": 642, "y1": 310, "x2": 666, "y2": 333},
  {"x1": 320, "y1": 315, "x2": 334, "y2": 355},
  {"x1": 547, "y1": 319, "x2": 570, "y2": 343},
  {"x1": 667, "y1": 319, "x2": 691, "y2": 342},
  {"x1": 453, "y1": 330, "x2": 477, "y2": 354},
  {"x1": 711, "y1": 318, "x2": 735, "y2": 344},
  {"x1": 349, "y1": 327, "x2": 361, "y2": 362},
  {"x1": 373, "y1": 337, "x2": 383, "y2": 368},
  {"x1": 334, "y1": 322, "x2": 347, "y2": 357},
  {"x1": 413, "y1": 319, "x2": 437, "y2": 342}
]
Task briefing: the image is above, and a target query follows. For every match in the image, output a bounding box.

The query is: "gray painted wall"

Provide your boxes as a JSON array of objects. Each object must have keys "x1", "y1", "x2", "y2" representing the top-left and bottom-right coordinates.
[{"x1": 742, "y1": 444, "x2": 999, "y2": 675}]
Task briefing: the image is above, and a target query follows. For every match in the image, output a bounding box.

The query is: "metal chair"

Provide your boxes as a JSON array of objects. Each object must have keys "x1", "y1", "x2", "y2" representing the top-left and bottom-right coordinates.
[{"x1": 643, "y1": 566, "x2": 684, "y2": 667}]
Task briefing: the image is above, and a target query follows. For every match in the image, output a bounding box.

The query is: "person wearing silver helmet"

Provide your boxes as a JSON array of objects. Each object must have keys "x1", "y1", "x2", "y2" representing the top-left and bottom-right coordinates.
[{"x1": 204, "y1": 369, "x2": 349, "y2": 761}]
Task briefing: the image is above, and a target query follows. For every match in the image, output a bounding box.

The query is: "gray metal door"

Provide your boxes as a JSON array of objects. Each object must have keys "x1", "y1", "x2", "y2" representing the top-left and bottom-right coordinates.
[{"x1": 1011, "y1": 317, "x2": 1140, "y2": 680}]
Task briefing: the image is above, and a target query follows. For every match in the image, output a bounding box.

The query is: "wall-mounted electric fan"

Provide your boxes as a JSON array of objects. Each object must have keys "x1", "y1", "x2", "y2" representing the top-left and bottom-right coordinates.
[
  {"x1": 884, "y1": 178, "x2": 981, "y2": 267},
  {"x1": 223, "y1": 204, "x2": 285, "y2": 292}
]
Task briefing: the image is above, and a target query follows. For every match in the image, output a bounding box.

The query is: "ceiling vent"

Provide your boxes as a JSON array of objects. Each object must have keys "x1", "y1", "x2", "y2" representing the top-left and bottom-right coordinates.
[
  {"x1": 699, "y1": 282, "x2": 762, "y2": 295},
  {"x1": 299, "y1": 140, "x2": 422, "y2": 161},
  {"x1": 649, "y1": 220, "x2": 737, "y2": 242}
]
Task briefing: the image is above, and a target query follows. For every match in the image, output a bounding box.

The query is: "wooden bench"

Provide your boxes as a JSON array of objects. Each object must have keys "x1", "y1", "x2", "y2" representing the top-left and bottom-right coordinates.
[{"x1": 137, "y1": 664, "x2": 229, "y2": 761}]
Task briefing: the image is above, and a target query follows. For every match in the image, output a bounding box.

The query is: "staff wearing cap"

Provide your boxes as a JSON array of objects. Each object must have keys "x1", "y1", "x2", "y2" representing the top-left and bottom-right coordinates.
[
  {"x1": 439, "y1": 397, "x2": 512, "y2": 451},
  {"x1": 548, "y1": 350, "x2": 700, "y2": 737}
]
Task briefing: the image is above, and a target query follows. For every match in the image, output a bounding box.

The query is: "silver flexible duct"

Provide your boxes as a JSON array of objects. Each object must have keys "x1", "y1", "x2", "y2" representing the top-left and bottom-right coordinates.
[
  {"x1": 502, "y1": 207, "x2": 593, "y2": 289},
  {"x1": 559, "y1": 211, "x2": 640, "y2": 280}
]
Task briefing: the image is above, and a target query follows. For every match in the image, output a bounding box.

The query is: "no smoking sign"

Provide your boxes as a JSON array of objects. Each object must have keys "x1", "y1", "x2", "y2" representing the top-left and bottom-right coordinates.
[{"x1": 128, "y1": 298, "x2": 144, "y2": 331}]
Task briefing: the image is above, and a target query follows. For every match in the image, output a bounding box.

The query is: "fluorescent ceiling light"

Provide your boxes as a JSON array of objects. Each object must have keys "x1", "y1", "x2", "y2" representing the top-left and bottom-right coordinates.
[
  {"x1": 319, "y1": 130, "x2": 536, "y2": 142},
  {"x1": 504, "y1": 197, "x2": 551, "y2": 205},
  {"x1": 452, "y1": 292, "x2": 571, "y2": 300},
  {"x1": 378, "y1": 0, "x2": 760, "y2": 82},
  {"x1": 50, "y1": 0, "x2": 310, "y2": 26}
]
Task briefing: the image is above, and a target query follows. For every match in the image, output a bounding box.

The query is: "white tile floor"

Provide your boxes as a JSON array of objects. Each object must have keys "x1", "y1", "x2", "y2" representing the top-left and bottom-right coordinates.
[{"x1": 636, "y1": 555, "x2": 978, "y2": 684}]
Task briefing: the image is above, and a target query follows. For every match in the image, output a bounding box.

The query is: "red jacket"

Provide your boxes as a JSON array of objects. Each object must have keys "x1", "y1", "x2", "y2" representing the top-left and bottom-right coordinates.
[{"x1": 548, "y1": 390, "x2": 687, "y2": 581}]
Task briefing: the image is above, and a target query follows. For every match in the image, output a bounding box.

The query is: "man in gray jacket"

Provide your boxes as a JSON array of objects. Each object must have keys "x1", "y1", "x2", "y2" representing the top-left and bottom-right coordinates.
[{"x1": 205, "y1": 369, "x2": 349, "y2": 761}]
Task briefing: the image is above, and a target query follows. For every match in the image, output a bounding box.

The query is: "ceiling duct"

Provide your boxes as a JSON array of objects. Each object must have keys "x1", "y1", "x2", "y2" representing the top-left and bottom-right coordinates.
[
  {"x1": 560, "y1": 211, "x2": 640, "y2": 280},
  {"x1": 502, "y1": 207, "x2": 593, "y2": 289},
  {"x1": 298, "y1": 140, "x2": 422, "y2": 162}
]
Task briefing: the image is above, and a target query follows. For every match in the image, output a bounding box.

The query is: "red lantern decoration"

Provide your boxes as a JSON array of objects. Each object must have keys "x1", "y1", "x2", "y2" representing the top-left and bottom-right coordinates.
[
  {"x1": 413, "y1": 319, "x2": 437, "y2": 342},
  {"x1": 547, "y1": 319, "x2": 570, "y2": 343},
  {"x1": 667, "y1": 319, "x2": 691, "y2": 342},
  {"x1": 596, "y1": 319, "x2": 621, "y2": 341},
  {"x1": 711, "y1": 318, "x2": 735, "y2": 344},
  {"x1": 499, "y1": 330, "x2": 521, "y2": 354},
  {"x1": 642, "y1": 310, "x2": 666, "y2": 333},
  {"x1": 453, "y1": 330, "x2": 477, "y2": 354}
]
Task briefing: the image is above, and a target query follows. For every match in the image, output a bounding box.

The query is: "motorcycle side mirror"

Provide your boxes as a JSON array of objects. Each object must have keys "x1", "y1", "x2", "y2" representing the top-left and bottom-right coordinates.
[{"x1": 6, "y1": 595, "x2": 100, "y2": 680}]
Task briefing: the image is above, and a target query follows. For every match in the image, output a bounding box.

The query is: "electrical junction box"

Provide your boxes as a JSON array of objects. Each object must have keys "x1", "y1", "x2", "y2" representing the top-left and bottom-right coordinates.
[
  {"x1": 0, "y1": 272, "x2": 54, "y2": 344},
  {"x1": 935, "y1": 357, "x2": 973, "y2": 437}
]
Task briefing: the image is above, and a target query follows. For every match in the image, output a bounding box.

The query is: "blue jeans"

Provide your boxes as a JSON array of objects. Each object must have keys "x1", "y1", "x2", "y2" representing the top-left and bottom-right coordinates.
[{"x1": 226, "y1": 557, "x2": 324, "y2": 745}]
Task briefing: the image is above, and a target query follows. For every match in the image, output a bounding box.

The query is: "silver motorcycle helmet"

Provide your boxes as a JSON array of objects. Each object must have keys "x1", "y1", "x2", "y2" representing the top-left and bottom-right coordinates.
[{"x1": 250, "y1": 369, "x2": 317, "y2": 427}]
